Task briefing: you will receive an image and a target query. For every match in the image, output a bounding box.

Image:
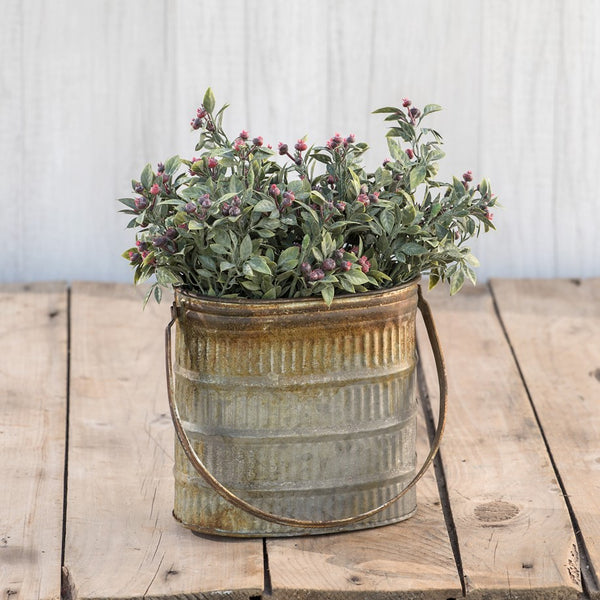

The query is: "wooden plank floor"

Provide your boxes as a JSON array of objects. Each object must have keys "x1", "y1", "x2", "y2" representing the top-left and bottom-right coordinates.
[{"x1": 1, "y1": 279, "x2": 599, "y2": 600}]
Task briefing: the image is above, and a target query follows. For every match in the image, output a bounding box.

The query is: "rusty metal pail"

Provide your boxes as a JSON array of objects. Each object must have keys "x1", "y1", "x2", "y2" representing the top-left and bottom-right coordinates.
[{"x1": 165, "y1": 279, "x2": 447, "y2": 537}]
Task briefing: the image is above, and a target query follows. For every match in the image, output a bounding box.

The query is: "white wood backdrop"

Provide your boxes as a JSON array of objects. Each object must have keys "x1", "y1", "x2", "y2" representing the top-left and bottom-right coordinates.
[{"x1": 1, "y1": 0, "x2": 599, "y2": 285}]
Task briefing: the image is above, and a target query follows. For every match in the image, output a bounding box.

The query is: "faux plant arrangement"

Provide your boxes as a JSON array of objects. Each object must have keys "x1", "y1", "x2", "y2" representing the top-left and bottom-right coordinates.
[
  {"x1": 119, "y1": 88, "x2": 496, "y2": 305},
  {"x1": 118, "y1": 88, "x2": 497, "y2": 536}
]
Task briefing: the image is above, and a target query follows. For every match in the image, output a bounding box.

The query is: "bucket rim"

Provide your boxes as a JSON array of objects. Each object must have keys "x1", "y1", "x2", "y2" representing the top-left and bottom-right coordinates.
[{"x1": 174, "y1": 275, "x2": 421, "y2": 311}]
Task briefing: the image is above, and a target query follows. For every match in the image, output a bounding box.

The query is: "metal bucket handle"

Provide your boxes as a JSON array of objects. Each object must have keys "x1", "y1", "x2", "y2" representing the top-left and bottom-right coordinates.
[{"x1": 165, "y1": 285, "x2": 447, "y2": 530}]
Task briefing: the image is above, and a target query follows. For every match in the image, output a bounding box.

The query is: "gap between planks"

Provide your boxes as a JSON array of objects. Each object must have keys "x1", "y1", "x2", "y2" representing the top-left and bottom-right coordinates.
[
  {"x1": 416, "y1": 352, "x2": 466, "y2": 597},
  {"x1": 62, "y1": 282, "x2": 264, "y2": 599},
  {"x1": 416, "y1": 283, "x2": 583, "y2": 599},
  {"x1": 60, "y1": 286, "x2": 72, "y2": 591},
  {"x1": 490, "y1": 278, "x2": 600, "y2": 599},
  {"x1": 490, "y1": 283, "x2": 597, "y2": 598},
  {"x1": 0, "y1": 282, "x2": 68, "y2": 600}
]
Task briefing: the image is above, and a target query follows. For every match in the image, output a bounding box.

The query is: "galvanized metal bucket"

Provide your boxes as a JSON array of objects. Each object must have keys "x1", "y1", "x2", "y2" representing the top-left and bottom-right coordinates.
[{"x1": 165, "y1": 278, "x2": 447, "y2": 537}]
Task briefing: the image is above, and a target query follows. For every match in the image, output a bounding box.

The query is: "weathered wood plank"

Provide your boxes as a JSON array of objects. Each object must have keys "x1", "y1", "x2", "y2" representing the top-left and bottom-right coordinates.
[
  {"x1": 491, "y1": 278, "x2": 600, "y2": 598},
  {"x1": 266, "y1": 379, "x2": 461, "y2": 599},
  {"x1": 417, "y1": 285, "x2": 580, "y2": 599},
  {"x1": 0, "y1": 282, "x2": 67, "y2": 600},
  {"x1": 64, "y1": 282, "x2": 263, "y2": 599}
]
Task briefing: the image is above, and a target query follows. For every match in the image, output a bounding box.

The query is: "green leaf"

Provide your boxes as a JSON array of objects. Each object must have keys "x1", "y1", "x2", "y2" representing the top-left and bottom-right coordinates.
[
  {"x1": 140, "y1": 163, "x2": 153, "y2": 190},
  {"x1": 430, "y1": 203, "x2": 442, "y2": 219},
  {"x1": 464, "y1": 251, "x2": 480, "y2": 267},
  {"x1": 164, "y1": 155, "x2": 181, "y2": 176},
  {"x1": 309, "y1": 190, "x2": 327, "y2": 205},
  {"x1": 450, "y1": 269, "x2": 465, "y2": 295},
  {"x1": 320, "y1": 284, "x2": 335, "y2": 306},
  {"x1": 343, "y1": 269, "x2": 370, "y2": 285},
  {"x1": 219, "y1": 261, "x2": 236, "y2": 272},
  {"x1": 368, "y1": 270, "x2": 392, "y2": 282},
  {"x1": 197, "y1": 268, "x2": 215, "y2": 279},
  {"x1": 421, "y1": 127, "x2": 443, "y2": 142},
  {"x1": 375, "y1": 166, "x2": 394, "y2": 187},
  {"x1": 156, "y1": 267, "x2": 182, "y2": 286},
  {"x1": 301, "y1": 234, "x2": 311, "y2": 253},
  {"x1": 288, "y1": 178, "x2": 311, "y2": 194},
  {"x1": 427, "y1": 148, "x2": 445, "y2": 162},
  {"x1": 409, "y1": 165, "x2": 427, "y2": 189},
  {"x1": 386, "y1": 137, "x2": 407, "y2": 163},
  {"x1": 203, "y1": 87, "x2": 216, "y2": 113},
  {"x1": 178, "y1": 185, "x2": 207, "y2": 200},
  {"x1": 351, "y1": 212, "x2": 373, "y2": 223},
  {"x1": 347, "y1": 168, "x2": 361, "y2": 197},
  {"x1": 143, "y1": 285, "x2": 155, "y2": 308},
  {"x1": 464, "y1": 263, "x2": 477, "y2": 286},
  {"x1": 401, "y1": 242, "x2": 427, "y2": 255},
  {"x1": 209, "y1": 243, "x2": 229, "y2": 255},
  {"x1": 453, "y1": 176, "x2": 466, "y2": 196},
  {"x1": 134, "y1": 264, "x2": 153, "y2": 285},
  {"x1": 252, "y1": 146, "x2": 275, "y2": 159},
  {"x1": 256, "y1": 229, "x2": 276, "y2": 238},
  {"x1": 386, "y1": 122, "x2": 415, "y2": 142},
  {"x1": 372, "y1": 106, "x2": 402, "y2": 114},
  {"x1": 338, "y1": 276, "x2": 355, "y2": 294},
  {"x1": 310, "y1": 153, "x2": 332, "y2": 164},
  {"x1": 380, "y1": 209, "x2": 395, "y2": 235},
  {"x1": 254, "y1": 199, "x2": 277, "y2": 213},
  {"x1": 247, "y1": 256, "x2": 272, "y2": 275},
  {"x1": 311, "y1": 246, "x2": 324, "y2": 263},
  {"x1": 422, "y1": 104, "x2": 442, "y2": 116},
  {"x1": 240, "y1": 280, "x2": 261, "y2": 291},
  {"x1": 246, "y1": 165, "x2": 255, "y2": 188},
  {"x1": 117, "y1": 197, "x2": 137, "y2": 209},
  {"x1": 277, "y1": 246, "x2": 300, "y2": 271},
  {"x1": 428, "y1": 272, "x2": 440, "y2": 289},
  {"x1": 239, "y1": 235, "x2": 252, "y2": 261}
]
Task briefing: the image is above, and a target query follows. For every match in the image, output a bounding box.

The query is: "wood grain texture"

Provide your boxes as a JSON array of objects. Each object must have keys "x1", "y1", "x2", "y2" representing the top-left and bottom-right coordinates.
[
  {"x1": 417, "y1": 285, "x2": 581, "y2": 599},
  {"x1": 0, "y1": 283, "x2": 67, "y2": 600},
  {"x1": 2, "y1": 0, "x2": 600, "y2": 285},
  {"x1": 64, "y1": 282, "x2": 263, "y2": 599},
  {"x1": 265, "y1": 393, "x2": 461, "y2": 599},
  {"x1": 491, "y1": 278, "x2": 600, "y2": 598}
]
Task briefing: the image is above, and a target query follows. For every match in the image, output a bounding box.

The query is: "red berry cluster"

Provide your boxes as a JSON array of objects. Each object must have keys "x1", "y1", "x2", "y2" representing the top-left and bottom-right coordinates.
[
  {"x1": 355, "y1": 184, "x2": 379, "y2": 207},
  {"x1": 269, "y1": 184, "x2": 295, "y2": 211},
  {"x1": 221, "y1": 195, "x2": 242, "y2": 217},
  {"x1": 358, "y1": 255, "x2": 371, "y2": 273},
  {"x1": 326, "y1": 133, "x2": 355, "y2": 150},
  {"x1": 128, "y1": 240, "x2": 155, "y2": 266},
  {"x1": 232, "y1": 131, "x2": 267, "y2": 159},
  {"x1": 190, "y1": 107, "x2": 208, "y2": 130},
  {"x1": 183, "y1": 194, "x2": 212, "y2": 220},
  {"x1": 300, "y1": 247, "x2": 371, "y2": 283},
  {"x1": 278, "y1": 139, "x2": 307, "y2": 166}
]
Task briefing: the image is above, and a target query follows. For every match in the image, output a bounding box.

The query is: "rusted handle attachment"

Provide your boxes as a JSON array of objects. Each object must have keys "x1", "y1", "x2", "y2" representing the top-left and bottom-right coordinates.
[{"x1": 165, "y1": 285, "x2": 447, "y2": 529}]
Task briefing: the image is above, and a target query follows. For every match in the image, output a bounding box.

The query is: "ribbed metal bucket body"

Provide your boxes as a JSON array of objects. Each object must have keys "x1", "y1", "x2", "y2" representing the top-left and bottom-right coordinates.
[{"x1": 172, "y1": 281, "x2": 419, "y2": 536}]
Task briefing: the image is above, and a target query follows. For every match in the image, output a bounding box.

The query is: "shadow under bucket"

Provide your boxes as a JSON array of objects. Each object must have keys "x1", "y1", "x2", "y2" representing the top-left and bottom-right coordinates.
[{"x1": 165, "y1": 278, "x2": 447, "y2": 537}]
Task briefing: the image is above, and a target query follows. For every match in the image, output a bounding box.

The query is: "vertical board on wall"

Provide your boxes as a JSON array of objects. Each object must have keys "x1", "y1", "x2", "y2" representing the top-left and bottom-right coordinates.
[{"x1": 1, "y1": 0, "x2": 599, "y2": 284}]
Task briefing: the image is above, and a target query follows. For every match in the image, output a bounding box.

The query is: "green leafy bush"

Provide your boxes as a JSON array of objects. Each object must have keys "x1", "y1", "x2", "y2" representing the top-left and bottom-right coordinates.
[{"x1": 120, "y1": 89, "x2": 496, "y2": 305}]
